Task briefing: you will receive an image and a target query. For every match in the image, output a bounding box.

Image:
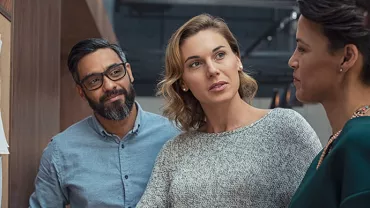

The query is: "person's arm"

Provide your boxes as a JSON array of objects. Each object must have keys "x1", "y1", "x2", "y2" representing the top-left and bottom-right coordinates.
[
  {"x1": 280, "y1": 110, "x2": 322, "y2": 207},
  {"x1": 29, "y1": 139, "x2": 68, "y2": 208},
  {"x1": 136, "y1": 140, "x2": 174, "y2": 208}
]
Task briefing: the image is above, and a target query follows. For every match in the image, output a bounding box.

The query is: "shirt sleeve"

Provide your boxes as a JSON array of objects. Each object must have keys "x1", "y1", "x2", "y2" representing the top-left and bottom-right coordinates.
[
  {"x1": 279, "y1": 110, "x2": 322, "y2": 206},
  {"x1": 136, "y1": 140, "x2": 173, "y2": 208},
  {"x1": 29, "y1": 139, "x2": 69, "y2": 208}
]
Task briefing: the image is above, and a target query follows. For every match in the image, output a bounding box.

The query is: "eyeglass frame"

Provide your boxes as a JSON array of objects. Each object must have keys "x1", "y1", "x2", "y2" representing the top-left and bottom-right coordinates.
[{"x1": 78, "y1": 62, "x2": 128, "y2": 91}]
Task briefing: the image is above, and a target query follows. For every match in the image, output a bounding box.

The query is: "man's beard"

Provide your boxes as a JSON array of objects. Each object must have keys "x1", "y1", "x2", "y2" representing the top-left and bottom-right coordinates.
[{"x1": 85, "y1": 84, "x2": 136, "y2": 120}]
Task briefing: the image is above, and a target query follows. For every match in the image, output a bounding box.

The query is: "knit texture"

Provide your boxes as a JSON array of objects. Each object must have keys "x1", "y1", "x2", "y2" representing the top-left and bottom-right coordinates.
[{"x1": 137, "y1": 108, "x2": 322, "y2": 208}]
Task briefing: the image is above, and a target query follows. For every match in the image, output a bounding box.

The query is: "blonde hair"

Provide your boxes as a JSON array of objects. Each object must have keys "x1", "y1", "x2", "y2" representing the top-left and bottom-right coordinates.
[{"x1": 158, "y1": 14, "x2": 258, "y2": 131}]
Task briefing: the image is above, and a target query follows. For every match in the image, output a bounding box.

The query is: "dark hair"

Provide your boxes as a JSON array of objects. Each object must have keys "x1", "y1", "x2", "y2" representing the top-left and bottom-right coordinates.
[
  {"x1": 298, "y1": 0, "x2": 370, "y2": 85},
  {"x1": 67, "y1": 38, "x2": 127, "y2": 83}
]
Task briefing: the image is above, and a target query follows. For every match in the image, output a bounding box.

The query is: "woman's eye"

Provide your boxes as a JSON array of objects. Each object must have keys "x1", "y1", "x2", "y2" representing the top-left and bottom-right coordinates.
[
  {"x1": 297, "y1": 47, "x2": 306, "y2": 53},
  {"x1": 190, "y1": 61, "x2": 201, "y2": 68},
  {"x1": 215, "y1": 52, "x2": 225, "y2": 59}
]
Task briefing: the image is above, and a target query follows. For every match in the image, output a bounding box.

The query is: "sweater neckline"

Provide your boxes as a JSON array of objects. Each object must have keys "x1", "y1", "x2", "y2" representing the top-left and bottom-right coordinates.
[{"x1": 194, "y1": 108, "x2": 275, "y2": 137}]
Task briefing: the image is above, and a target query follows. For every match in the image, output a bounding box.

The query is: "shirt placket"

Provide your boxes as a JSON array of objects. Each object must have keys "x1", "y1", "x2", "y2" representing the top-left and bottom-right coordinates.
[{"x1": 118, "y1": 134, "x2": 133, "y2": 208}]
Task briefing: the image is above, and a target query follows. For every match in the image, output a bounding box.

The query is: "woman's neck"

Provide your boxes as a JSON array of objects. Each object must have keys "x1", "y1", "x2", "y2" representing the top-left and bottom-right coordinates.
[
  {"x1": 201, "y1": 95, "x2": 268, "y2": 133},
  {"x1": 322, "y1": 84, "x2": 370, "y2": 134}
]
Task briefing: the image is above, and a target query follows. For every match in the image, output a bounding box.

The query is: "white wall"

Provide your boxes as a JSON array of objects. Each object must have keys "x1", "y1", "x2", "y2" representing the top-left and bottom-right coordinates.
[
  {"x1": 136, "y1": 96, "x2": 166, "y2": 115},
  {"x1": 136, "y1": 96, "x2": 331, "y2": 145}
]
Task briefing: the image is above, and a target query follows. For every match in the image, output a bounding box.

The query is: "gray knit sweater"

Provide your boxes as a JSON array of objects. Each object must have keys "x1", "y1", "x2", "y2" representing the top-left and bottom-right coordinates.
[{"x1": 137, "y1": 108, "x2": 322, "y2": 208}]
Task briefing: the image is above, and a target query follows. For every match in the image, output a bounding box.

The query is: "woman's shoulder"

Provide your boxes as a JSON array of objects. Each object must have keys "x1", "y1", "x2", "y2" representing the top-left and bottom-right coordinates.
[
  {"x1": 162, "y1": 130, "x2": 200, "y2": 149},
  {"x1": 339, "y1": 116, "x2": 370, "y2": 148},
  {"x1": 264, "y1": 108, "x2": 320, "y2": 145},
  {"x1": 268, "y1": 107, "x2": 304, "y2": 118},
  {"x1": 264, "y1": 108, "x2": 310, "y2": 128},
  {"x1": 344, "y1": 116, "x2": 370, "y2": 132}
]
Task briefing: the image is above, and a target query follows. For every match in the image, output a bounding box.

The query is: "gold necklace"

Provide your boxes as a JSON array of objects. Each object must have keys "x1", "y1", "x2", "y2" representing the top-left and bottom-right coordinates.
[{"x1": 316, "y1": 105, "x2": 370, "y2": 170}]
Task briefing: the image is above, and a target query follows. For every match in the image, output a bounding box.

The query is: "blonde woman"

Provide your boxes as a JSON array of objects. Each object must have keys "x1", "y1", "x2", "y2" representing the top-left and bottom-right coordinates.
[{"x1": 137, "y1": 14, "x2": 322, "y2": 208}]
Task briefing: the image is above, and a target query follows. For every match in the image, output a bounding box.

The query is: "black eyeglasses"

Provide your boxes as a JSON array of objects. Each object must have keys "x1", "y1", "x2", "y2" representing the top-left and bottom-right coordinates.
[{"x1": 79, "y1": 63, "x2": 127, "y2": 91}]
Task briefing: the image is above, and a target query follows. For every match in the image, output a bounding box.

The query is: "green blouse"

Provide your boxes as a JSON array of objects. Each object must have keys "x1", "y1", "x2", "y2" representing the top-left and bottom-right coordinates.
[{"x1": 289, "y1": 116, "x2": 370, "y2": 208}]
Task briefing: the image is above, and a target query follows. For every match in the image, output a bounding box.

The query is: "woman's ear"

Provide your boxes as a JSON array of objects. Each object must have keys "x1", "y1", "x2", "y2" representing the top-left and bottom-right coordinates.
[
  {"x1": 340, "y1": 44, "x2": 359, "y2": 72},
  {"x1": 179, "y1": 79, "x2": 189, "y2": 92},
  {"x1": 236, "y1": 56, "x2": 243, "y2": 71}
]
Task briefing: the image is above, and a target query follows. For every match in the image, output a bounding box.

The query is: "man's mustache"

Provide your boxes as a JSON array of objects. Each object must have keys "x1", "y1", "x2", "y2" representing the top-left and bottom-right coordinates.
[{"x1": 99, "y1": 88, "x2": 127, "y2": 103}]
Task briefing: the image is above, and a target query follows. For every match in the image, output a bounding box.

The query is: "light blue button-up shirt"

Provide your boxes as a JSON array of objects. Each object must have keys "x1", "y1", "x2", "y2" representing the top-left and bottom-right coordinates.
[{"x1": 29, "y1": 102, "x2": 180, "y2": 208}]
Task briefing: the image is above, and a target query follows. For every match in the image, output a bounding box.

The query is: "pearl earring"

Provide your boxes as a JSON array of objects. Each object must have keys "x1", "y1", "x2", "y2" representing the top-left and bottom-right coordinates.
[
  {"x1": 340, "y1": 68, "x2": 343, "y2": 72},
  {"x1": 183, "y1": 88, "x2": 187, "y2": 92},
  {"x1": 239, "y1": 65, "x2": 243, "y2": 70}
]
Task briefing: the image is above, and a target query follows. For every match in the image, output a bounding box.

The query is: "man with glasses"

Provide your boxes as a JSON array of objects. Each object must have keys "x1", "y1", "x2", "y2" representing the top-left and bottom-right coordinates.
[{"x1": 29, "y1": 38, "x2": 180, "y2": 208}]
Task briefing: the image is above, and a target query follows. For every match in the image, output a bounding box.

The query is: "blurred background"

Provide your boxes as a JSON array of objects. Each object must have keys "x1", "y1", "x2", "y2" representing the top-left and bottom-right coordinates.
[{"x1": 0, "y1": 0, "x2": 330, "y2": 207}]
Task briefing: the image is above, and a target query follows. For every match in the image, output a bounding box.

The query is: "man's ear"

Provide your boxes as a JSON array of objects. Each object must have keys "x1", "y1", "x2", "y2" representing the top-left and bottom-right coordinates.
[
  {"x1": 76, "y1": 84, "x2": 86, "y2": 101},
  {"x1": 125, "y1": 63, "x2": 134, "y2": 83},
  {"x1": 341, "y1": 44, "x2": 359, "y2": 72}
]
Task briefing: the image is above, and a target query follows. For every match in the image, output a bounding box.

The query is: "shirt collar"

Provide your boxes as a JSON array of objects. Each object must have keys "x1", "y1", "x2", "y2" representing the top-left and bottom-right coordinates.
[
  {"x1": 91, "y1": 101, "x2": 143, "y2": 137},
  {"x1": 131, "y1": 102, "x2": 142, "y2": 134}
]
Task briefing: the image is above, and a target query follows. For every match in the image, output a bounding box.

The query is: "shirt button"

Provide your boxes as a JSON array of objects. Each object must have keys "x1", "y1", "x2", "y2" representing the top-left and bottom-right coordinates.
[
  {"x1": 121, "y1": 144, "x2": 124, "y2": 148},
  {"x1": 125, "y1": 175, "x2": 128, "y2": 179}
]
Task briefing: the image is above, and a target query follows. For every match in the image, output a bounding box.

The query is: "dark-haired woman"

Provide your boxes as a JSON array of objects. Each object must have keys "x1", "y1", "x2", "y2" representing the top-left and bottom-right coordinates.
[{"x1": 288, "y1": 0, "x2": 370, "y2": 207}]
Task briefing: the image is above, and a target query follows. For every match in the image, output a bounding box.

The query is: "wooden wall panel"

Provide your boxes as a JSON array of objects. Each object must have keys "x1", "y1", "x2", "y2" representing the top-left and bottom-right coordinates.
[
  {"x1": 0, "y1": 0, "x2": 12, "y2": 20},
  {"x1": 60, "y1": 0, "x2": 99, "y2": 131},
  {"x1": 10, "y1": 0, "x2": 61, "y2": 207},
  {"x1": 86, "y1": 0, "x2": 117, "y2": 44},
  {"x1": 60, "y1": 0, "x2": 117, "y2": 131},
  {"x1": 0, "y1": 11, "x2": 11, "y2": 208}
]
